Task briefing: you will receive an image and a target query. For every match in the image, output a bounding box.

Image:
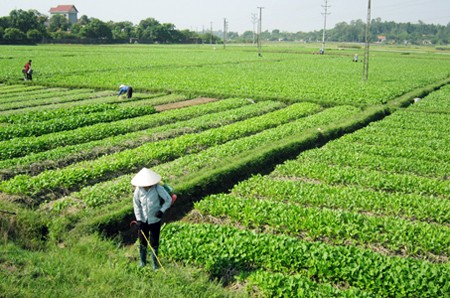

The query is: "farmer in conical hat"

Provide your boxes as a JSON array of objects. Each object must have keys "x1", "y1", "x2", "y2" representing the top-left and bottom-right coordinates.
[
  {"x1": 132, "y1": 168, "x2": 172, "y2": 269},
  {"x1": 118, "y1": 84, "x2": 133, "y2": 98}
]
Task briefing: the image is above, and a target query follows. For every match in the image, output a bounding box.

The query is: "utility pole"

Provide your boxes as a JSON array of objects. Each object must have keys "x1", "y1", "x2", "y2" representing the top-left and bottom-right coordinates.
[
  {"x1": 257, "y1": 7, "x2": 264, "y2": 57},
  {"x1": 223, "y1": 18, "x2": 228, "y2": 49},
  {"x1": 362, "y1": 0, "x2": 372, "y2": 81},
  {"x1": 251, "y1": 13, "x2": 258, "y2": 45},
  {"x1": 210, "y1": 22, "x2": 213, "y2": 45},
  {"x1": 321, "y1": 0, "x2": 330, "y2": 54}
]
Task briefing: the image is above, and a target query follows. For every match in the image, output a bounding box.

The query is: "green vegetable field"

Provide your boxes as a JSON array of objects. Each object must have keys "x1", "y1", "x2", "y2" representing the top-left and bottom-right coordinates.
[{"x1": 0, "y1": 43, "x2": 449, "y2": 297}]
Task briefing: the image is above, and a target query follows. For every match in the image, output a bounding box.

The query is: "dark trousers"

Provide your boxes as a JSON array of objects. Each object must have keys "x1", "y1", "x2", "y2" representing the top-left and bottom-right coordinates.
[
  {"x1": 126, "y1": 86, "x2": 133, "y2": 98},
  {"x1": 22, "y1": 70, "x2": 32, "y2": 80},
  {"x1": 138, "y1": 220, "x2": 161, "y2": 251}
]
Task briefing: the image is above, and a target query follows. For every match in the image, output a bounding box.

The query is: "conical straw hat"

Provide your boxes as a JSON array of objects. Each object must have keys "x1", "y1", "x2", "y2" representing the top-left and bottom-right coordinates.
[{"x1": 131, "y1": 168, "x2": 161, "y2": 187}]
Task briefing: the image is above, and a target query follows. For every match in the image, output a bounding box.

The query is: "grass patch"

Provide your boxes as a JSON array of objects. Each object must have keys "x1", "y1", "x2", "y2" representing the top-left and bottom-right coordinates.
[
  {"x1": 0, "y1": 200, "x2": 49, "y2": 250},
  {"x1": 0, "y1": 234, "x2": 245, "y2": 298}
]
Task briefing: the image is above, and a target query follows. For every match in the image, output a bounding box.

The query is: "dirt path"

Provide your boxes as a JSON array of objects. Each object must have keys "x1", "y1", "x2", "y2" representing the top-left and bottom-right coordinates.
[{"x1": 154, "y1": 97, "x2": 218, "y2": 111}]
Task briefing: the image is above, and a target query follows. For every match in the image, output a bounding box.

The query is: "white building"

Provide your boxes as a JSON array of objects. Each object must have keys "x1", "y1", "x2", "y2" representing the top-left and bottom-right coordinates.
[{"x1": 49, "y1": 5, "x2": 79, "y2": 25}]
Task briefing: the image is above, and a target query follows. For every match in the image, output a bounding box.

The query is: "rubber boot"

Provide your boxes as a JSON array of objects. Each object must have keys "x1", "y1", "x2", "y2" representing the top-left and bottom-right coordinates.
[
  {"x1": 151, "y1": 248, "x2": 159, "y2": 270},
  {"x1": 139, "y1": 245, "x2": 147, "y2": 268}
]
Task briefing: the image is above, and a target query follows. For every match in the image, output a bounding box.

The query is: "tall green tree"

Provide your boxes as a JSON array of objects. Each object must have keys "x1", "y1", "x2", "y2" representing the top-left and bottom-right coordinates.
[
  {"x1": 136, "y1": 18, "x2": 161, "y2": 41},
  {"x1": 26, "y1": 29, "x2": 43, "y2": 42},
  {"x1": 110, "y1": 21, "x2": 135, "y2": 40},
  {"x1": 48, "y1": 14, "x2": 71, "y2": 32},
  {"x1": 3, "y1": 28, "x2": 26, "y2": 40},
  {"x1": 79, "y1": 19, "x2": 112, "y2": 40},
  {"x1": 8, "y1": 9, "x2": 46, "y2": 34},
  {"x1": 78, "y1": 15, "x2": 91, "y2": 26},
  {"x1": 177, "y1": 29, "x2": 201, "y2": 43},
  {"x1": 70, "y1": 15, "x2": 91, "y2": 36},
  {"x1": 0, "y1": 16, "x2": 9, "y2": 29},
  {"x1": 156, "y1": 23, "x2": 177, "y2": 43}
]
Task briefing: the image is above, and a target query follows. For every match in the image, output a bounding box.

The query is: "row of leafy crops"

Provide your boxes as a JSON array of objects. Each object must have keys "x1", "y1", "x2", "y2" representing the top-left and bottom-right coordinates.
[
  {"x1": 0, "y1": 103, "x2": 125, "y2": 124},
  {"x1": 159, "y1": 84, "x2": 450, "y2": 296},
  {"x1": 408, "y1": 84, "x2": 450, "y2": 113},
  {"x1": 0, "y1": 100, "x2": 284, "y2": 179},
  {"x1": 0, "y1": 93, "x2": 179, "y2": 120},
  {"x1": 0, "y1": 85, "x2": 44, "y2": 94},
  {"x1": 0, "y1": 97, "x2": 253, "y2": 160},
  {"x1": 0, "y1": 88, "x2": 108, "y2": 111},
  {"x1": 0, "y1": 101, "x2": 324, "y2": 201},
  {"x1": 0, "y1": 87, "x2": 70, "y2": 104},
  {"x1": 163, "y1": 223, "x2": 448, "y2": 297},
  {"x1": 63, "y1": 105, "x2": 359, "y2": 208},
  {"x1": 0, "y1": 82, "x2": 180, "y2": 114},
  {"x1": 0, "y1": 105, "x2": 156, "y2": 140},
  {"x1": 195, "y1": 192, "x2": 449, "y2": 259}
]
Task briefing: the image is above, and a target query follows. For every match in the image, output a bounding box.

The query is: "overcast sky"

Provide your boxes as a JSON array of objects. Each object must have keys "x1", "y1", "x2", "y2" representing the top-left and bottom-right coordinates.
[{"x1": 1, "y1": 0, "x2": 449, "y2": 33}]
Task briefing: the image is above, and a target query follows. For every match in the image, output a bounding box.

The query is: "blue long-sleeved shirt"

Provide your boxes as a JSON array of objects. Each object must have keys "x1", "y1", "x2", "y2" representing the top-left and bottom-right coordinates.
[
  {"x1": 133, "y1": 184, "x2": 172, "y2": 224},
  {"x1": 118, "y1": 86, "x2": 129, "y2": 96}
]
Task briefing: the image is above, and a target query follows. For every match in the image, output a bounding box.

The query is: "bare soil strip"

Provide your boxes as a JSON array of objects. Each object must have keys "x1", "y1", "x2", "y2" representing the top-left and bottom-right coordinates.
[{"x1": 154, "y1": 97, "x2": 218, "y2": 111}]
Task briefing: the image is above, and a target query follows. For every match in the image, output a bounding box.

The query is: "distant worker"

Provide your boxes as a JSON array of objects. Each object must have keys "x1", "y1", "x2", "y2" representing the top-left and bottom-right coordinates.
[
  {"x1": 118, "y1": 84, "x2": 133, "y2": 98},
  {"x1": 319, "y1": 48, "x2": 324, "y2": 55},
  {"x1": 353, "y1": 54, "x2": 359, "y2": 62},
  {"x1": 23, "y1": 60, "x2": 33, "y2": 81}
]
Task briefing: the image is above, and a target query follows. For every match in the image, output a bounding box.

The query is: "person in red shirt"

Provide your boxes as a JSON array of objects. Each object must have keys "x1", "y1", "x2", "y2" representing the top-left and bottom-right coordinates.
[{"x1": 23, "y1": 60, "x2": 32, "y2": 80}]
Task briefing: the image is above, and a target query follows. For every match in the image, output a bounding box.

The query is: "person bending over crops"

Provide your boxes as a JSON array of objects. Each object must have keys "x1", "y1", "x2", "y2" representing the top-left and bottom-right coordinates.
[
  {"x1": 118, "y1": 84, "x2": 133, "y2": 98},
  {"x1": 132, "y1": 168, "x2": 172, "y2": 269}
]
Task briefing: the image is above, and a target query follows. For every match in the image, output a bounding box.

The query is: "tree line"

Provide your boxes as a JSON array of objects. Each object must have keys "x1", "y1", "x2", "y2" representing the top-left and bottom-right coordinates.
[
  {"x1": 248, "y1": 18, "x2": 449, "y2": 45},
  {"x1": 0, "y1": 9, "x2": 213, "y2": 44},
  {"x1": 0, "y1": 9, "x2": 448, "y2": 45}
]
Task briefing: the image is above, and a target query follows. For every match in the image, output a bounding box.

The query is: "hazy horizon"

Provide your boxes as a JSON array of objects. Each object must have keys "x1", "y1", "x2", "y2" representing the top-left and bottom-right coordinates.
[{"x1": 1, "y1": 0, "x2": 449, "y2": 33}]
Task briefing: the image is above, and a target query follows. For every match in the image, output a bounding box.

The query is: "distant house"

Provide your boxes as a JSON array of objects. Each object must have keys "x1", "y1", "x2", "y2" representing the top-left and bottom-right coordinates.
[
  {"x1": 377, "y1": 35, "x2": 386, "y2": 43},
  {"x1": 49, "y1": 5, "x2": 79, "y2": 24}
]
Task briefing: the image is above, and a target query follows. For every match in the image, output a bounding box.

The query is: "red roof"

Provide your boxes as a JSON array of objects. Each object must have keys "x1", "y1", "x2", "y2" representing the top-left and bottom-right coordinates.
[{"x1": 49, "y1": 5, "x2": 78, "y2": 13}]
